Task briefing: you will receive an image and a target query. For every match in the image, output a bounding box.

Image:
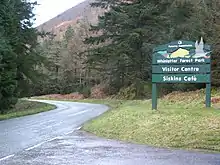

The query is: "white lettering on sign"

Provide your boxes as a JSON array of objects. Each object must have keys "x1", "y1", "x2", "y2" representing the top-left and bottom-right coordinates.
[
  {"x1": 184, "y1": 75, "x2": 197, "y2": 82},
  {"x1": 181, "y1": 67, "x2": 199, "y2": 72},
  {"x1": 163, "y1": 76, "x2": 182, "y2": 82},
  {"x1": 162, "y1": 75, "x2": 199, "y2": 82},
  {"x1": 195, "y1": 59, "x2": 205, "y2": 63},
  {"x1": 178, "y1": 41, "x2": 182, "y2": 45},
  {"x1": 162, "y1": 67, "x2": 179, "y2": 72},
  {"x1": 168, "y1": 44, "x2": 193, "y2": 48},
  {"x1": 161, "y1": 66, "x2": 200, "y2": 72},
  {"x1": 168, "y1": 45, "x2": 178, "y2": 48},
  {"x1": 180, "y1": 44, "x2": 193, "y2": 47},
  {"x1": 157, "y1": 59, "x2": 178, "y2": 64},
  {"x1": 180, "y1": 59, "x2": 193, "y2": 63},
  {"x1": 156, "y1": 58, "x2": 208, "y2": 64}
]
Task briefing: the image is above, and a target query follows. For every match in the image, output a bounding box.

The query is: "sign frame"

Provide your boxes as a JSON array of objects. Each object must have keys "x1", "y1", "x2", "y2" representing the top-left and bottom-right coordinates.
[
  {"x1": 152, "y1": 38, "x2": 212, "y2": 110},
  {"x1": 152, "y1": 64, "x2": 210, "y2": 74},
  {"x1": 152, "y1": 74, "x2": 211, "y2": 83}
]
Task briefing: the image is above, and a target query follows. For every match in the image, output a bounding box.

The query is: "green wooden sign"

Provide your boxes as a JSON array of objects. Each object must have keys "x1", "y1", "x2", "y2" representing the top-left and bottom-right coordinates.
[
  {"x1": 152, "y1": 64, "x2": 210, "y2": 74},
  {"x1": 152, "y1": 40, "x2": 211, "y2": 65},
  {"x1": 152, "y1": 56, "x2": 211, "y2": 65},
  {"x1": 153, "y1": 40, "x2": 211, "y2": 53},
  {"x1": 153, "y1": 40, "x2": 211, "y2": 52},
  {"x1": 152, "y1": 38, "x2": 212, "y2": 110},
  {"x1": 152, "y1": 74, "x2": 211, "y2": 83}
]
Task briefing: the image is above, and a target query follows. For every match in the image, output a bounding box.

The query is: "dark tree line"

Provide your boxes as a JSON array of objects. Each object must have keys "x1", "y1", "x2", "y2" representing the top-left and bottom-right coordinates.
[
  {"x1": 2, "y1": 0, "x2": 220, "y2": 113},
  {"x1": 0, "y1": 0, "x2": 44, "y2": 113},
  {"x1": 31, "y1": 0, "x2": 220, "y2": 99},
  {"x1": 84, "y1": 0, "x2": 220, "y2": 97}
]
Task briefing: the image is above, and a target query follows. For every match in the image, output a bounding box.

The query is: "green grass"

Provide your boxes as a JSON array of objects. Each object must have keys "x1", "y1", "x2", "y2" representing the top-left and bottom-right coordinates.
[
  {"x1": 82, "y1": 99, "x2": 220, "y2": 152},
  {"x1": 34, "y1": 90, "x2": 220, "y2": 152},
  {"x1": 0, "y1": 100, "x2": 56, "y2": 121}
]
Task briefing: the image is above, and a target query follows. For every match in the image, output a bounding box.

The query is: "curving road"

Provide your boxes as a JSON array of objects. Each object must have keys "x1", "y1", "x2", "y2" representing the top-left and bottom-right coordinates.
[{"x1": 0, "y1": 100, "x2": 220, "y2": 165}]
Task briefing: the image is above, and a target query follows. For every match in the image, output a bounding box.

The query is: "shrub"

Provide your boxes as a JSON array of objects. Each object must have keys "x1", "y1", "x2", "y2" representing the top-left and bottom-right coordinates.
[{"x1": 90, "y1": 84, "x2": 107, "y2": 99}]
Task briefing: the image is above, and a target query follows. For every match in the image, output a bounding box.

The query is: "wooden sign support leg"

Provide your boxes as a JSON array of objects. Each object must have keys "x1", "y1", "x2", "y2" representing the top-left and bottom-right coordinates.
[
  {"x1": 206, "y1": 83, "x2": 211, "y2": 108},
  {"x1": 152, "y1": 83, "x2": 157, "y2": 110}
]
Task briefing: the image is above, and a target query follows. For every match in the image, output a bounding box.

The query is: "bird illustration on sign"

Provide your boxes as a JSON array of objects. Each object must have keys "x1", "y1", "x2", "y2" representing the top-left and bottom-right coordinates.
[{"x1": 157, "y1": 37, "x2": 211, "y2": 59}]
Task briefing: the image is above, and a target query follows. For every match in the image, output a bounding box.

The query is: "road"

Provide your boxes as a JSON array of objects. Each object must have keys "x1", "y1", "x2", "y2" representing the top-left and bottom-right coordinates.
[{"x1": 0, "y1": 100, "x2": 220, "y2": 165}]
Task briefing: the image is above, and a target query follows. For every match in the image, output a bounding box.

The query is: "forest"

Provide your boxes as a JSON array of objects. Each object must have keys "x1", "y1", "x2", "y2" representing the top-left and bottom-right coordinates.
[{"x1": 1, "y1": 0, "x2": 220, "y2": 113}]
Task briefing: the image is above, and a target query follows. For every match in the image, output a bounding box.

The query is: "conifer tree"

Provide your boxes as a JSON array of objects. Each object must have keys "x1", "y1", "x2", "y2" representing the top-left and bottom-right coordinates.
[
  {"x1": 85, "y1": 0, "x2": 196, "y2": 97},
  {"x1": 0, "y1": 0, "x2": 41, "y2": 112}
]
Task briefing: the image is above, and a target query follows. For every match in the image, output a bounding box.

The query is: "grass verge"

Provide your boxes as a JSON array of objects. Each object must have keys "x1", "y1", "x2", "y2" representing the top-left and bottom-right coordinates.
[
  {"x1": 0, "y1": 100, "x2": 56, "y2": 121},
  {"x1": 34, "y1": 89, "x2": 220, "y2": 152}
]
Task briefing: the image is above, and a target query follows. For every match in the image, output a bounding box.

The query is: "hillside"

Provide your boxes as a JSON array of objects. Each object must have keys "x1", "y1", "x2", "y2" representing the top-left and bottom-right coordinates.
[{"x1": 37, "y1": 0, "x2": 104, "y2": 33}]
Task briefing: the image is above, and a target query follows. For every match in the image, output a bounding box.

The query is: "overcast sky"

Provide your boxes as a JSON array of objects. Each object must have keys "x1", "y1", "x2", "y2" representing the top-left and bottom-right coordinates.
[{"x1": 33, "y1": 0, "x2": 85, "y2": 26}]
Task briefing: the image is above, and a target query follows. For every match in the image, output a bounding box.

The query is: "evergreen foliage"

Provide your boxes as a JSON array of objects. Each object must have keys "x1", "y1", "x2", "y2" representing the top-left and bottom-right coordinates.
[
  {"x1": 83, "y1": 0, "x2": 220, "y2": 97},
  {"x1": 7, "y1": 0, "x2": 220, "y2": 100},
  {"x1": 0, "y1": 0, "x2": 42, "y2": 113}
]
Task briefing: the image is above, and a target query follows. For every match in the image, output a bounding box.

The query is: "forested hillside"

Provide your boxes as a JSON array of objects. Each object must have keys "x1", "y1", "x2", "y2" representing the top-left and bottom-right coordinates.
[
  {"x1": 34, "y1": 0, "x2": 220, "y2": 99},
  {"x1": 37, "y1": 0, "x2": 105, "y2": 33},
  {"x1": 1, "y1": 0, "x2": 220, "y2": 113}
]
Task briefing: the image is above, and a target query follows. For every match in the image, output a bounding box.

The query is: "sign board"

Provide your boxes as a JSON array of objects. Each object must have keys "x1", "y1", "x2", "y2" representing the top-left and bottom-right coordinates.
[
  {"x1": 152, "y1": 74, "x2": 211, "y2": 83},
  {"x1": 152, "y1": 64, "x2": 210, "y2": 74},
  {"x1": 152, "y1": 56, "x2": 210, "y2": 64},
  {"x1": 152, "y1": 38, "x2": 211, "y2": 110}
]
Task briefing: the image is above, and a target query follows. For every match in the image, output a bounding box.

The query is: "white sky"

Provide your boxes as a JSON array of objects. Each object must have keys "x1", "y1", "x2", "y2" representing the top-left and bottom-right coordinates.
[{"x1": 32, "y1": 0, "x2": 86, "y2": 27}]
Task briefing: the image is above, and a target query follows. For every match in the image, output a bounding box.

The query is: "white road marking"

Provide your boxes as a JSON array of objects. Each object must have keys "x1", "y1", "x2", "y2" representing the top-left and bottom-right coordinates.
[
  {"x1": 19, "y1": 109, "x2": 91, "y2": 152},
  {"x1": 65, "y1": 131, "x2": 74, "y2": 135},
  {"x1": 47, "y1": 136, "x2": 61, "y2": 142},
  {"x1": 68, "y1": 109, "x2": 89, "y2": 117},
  {"x1": 65, "y1": 126, "x2": 82, "y2": 135},
  {"x1": 0, "y1": 154, "x2": 15, "y2": 161},
  {"x1": 25, "y1": 136, "x2": 62, "y2": 151},
  {"x1": 25, "y1": 141, "x2": 46, "y2": 151},
  {"x1": 44, "y1": 121, "x2": 63, "y2": 129}
]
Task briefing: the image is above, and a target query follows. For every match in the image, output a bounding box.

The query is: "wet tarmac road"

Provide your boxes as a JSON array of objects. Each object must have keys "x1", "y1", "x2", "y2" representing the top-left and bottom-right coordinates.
[
  {"x1": 0, "y1": 100, "x2": 108, "y2": 161},
  {"x1": 1, "y1": 100, "x2": 220, "y2": 165}
]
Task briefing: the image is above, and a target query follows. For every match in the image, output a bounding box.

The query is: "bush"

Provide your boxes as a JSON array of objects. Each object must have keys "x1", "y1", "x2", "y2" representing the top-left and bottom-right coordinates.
[
  {"x1": 80, "y1": 86, "x2": 91, "y2": 98},
  {"x1": 115, "y1": 81, "x2": 152, "y2": 100},
  {"x1": 116, "y1": 85, "x2": 136, "y2": 100},
  {"x1": 90, "y1": 84, "x2": 107, "y2": 99}
]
